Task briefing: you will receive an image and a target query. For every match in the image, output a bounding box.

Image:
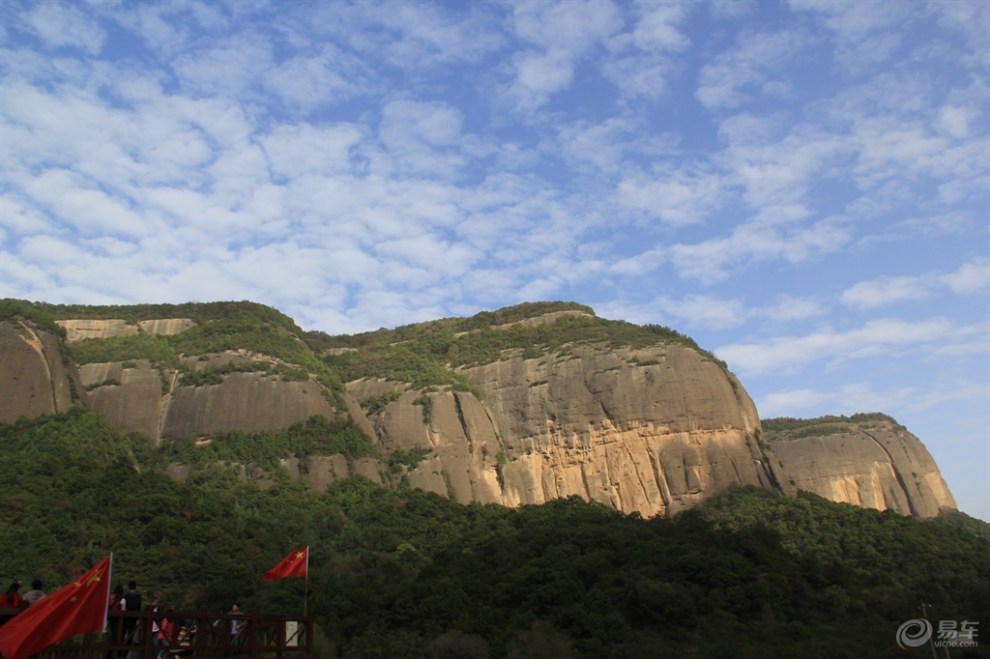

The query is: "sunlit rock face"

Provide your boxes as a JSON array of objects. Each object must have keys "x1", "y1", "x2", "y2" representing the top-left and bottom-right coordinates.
[
  {"x1": 56, "y1": 318, "x2": 195, "y2": 343},
  {"x1": 764, "y1": 418, "x2": 956, "y2": 518},
  {"x1": 6, "y1": 318, "x2": 338, "y2": 446},
  {"x1": 347, "y1": 343, "x2": 791, "y2": 518}
]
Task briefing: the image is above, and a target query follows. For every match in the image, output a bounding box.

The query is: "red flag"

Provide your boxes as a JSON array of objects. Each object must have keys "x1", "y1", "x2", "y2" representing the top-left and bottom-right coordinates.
[
  {"x1": 263, "y1": 546, "x2": 308, "y2": 581},
  {"x1": 0, "y1": 555, "x2": 112, "y2": 659}
]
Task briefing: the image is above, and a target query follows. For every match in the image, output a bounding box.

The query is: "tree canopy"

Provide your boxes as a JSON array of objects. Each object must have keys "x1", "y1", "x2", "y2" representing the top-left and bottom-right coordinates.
[{"x1": 2, "y1": 411, "x2": 987, "y2": 658}]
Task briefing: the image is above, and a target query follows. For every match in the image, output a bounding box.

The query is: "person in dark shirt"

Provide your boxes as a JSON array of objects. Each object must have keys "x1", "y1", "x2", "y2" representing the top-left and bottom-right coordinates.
[
  {"x1": 121, "y1": 580, "x2": 142, "y2": 648},
  {"x1": 0, "y1": 581, "x2": 22, "y2": 609}
]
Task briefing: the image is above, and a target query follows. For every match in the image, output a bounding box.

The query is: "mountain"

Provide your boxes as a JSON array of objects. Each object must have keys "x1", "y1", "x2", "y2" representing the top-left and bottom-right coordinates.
[
  {"x1": 0, "y1": 299, "x2": 956, "y2": 518},
  {"x1": 763, "y1": 415, "x2": 956, "y2": 518}
]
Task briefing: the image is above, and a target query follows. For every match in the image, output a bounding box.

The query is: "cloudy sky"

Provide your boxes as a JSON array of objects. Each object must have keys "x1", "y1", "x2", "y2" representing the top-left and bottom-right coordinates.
[{"x1": 1, "y1": 0, "x2": 987, "y2": 519}]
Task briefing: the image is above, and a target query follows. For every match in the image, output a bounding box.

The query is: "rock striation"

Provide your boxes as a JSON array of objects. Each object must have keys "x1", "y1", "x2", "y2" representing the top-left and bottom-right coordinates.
[
  {"x1": 347, "y1": 343, "x2": 790, "y2": 517},
  {"x1": 763, "y1": 416, "x2": 956, "y2": 517},
  {"x1": 0, "y1": 302, "x2": 956, "y2": 518},
  {"x1": 0, "y1": 318, "x2": 81, "y2": 423}
]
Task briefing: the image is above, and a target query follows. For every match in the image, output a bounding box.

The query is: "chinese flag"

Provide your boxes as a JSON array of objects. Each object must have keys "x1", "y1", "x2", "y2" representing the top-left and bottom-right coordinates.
[
  {"x1": 0, "y1": 555, "x2": 112, "y2": 659},
  {"x1": 263, "y1": 546, "x2": 309, "y2": 581}
]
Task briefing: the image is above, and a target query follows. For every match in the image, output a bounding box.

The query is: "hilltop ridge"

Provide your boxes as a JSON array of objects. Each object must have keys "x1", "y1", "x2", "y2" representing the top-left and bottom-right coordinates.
[{"x1": 0, "y1": 298, "x2": 956, "y2": 518}]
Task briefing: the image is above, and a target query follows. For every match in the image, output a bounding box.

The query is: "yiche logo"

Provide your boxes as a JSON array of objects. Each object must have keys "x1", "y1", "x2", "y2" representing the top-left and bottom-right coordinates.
[
  {"x1": 896, "y1": 619, "x2": 933, "y2": 649},
  {"x1": 896, "y1": 618, "x2": 980, "y2": 650}
]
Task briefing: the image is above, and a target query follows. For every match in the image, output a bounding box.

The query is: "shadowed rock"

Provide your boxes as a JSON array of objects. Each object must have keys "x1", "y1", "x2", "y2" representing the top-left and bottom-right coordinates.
[{"x1": 764, "y1": 416, "x2": 956, "y2": 517}]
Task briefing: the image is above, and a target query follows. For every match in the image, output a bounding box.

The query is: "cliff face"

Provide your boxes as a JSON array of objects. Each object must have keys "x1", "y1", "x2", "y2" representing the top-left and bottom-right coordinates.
[
  {"x1": 0, "y1": 304, "x2": 956, "y2": 518},
  {"x1": 22, "y1": 317, "x2": 339, "y2": 445},
  {"x1": 764, "y1": 417, "x2": 956, "y2": 517},
  {"x1": 346, "y1": 344, "x2": 787, "y2": 517},
  {"x1": 0, "y1": 319, "x2": 81, "y2": 423}
]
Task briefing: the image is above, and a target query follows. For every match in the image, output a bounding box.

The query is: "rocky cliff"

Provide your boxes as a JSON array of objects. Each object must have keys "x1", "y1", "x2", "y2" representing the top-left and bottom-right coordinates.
[
  {"x1": 347, "y1": 343, "x2": 789, "y2": 518},
  {"x1": 0, "y1": 300, "x2": 955, "y2": 518},
  {"x1": 0, "y1": 317, "x2": 80, "y2": 422},
  {"x1": 763, "y1": 415, "x2": 956, "y2": 518}
]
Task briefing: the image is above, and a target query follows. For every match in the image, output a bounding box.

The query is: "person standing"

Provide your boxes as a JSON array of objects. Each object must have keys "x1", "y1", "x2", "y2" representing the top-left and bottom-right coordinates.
[
  {"x1": 121, "y1": 580, "x2": 142, "y2": 652},
  {"x1": 148, "y1": 597, "x2": 171, "y2": 659},
  {"x1": 107, "y1": 584, "x2": 125, "y2": 654},
  {"x1": 21, "y1": 580, "x2": 45, "y2": 606},
  {"x1": 226, "y1": 603, "x2": 244, "y2": 657},
  {"x1": 0, "y1": 582, "x2": 22, "y2": 609}
]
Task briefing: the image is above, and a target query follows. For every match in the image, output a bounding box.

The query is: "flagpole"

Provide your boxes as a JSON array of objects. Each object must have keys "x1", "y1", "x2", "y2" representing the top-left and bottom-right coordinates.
[
  {"x1": 304, "y1": 546, "x2": 310, "y2": 616},
  {"x1": 104, "y1": 553, "x2": 114, "y2": 634}
]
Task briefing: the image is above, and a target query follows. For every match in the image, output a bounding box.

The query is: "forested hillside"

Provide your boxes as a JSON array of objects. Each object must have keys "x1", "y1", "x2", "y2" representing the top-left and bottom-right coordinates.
[{"x1": 1, "y1": 410, "x2": 987, "y2": 658}]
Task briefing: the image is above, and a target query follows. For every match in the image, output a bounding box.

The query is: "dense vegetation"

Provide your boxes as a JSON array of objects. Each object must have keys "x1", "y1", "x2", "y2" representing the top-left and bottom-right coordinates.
[
  {"x1": 762, "y1": 413, "x2": 904, "y2": 432},
  {"x1": 319, "y1": 301, "x2": 728, "y2": 391},
  {"x1": 2, "y1": 411, "x2": 987, "y2": 658},
  {"x1": 0, "y1": 299, "x2": 67, "y2": 338},
  {"x1": 23, "y1": 300, "x2": 304, "y2": 333},
  {"x1": 2, "y1": 299, "x2": 727, "y2": 397},
  {"x1": 162, "y1": 415, "x2": 381, "y2": 469},
  {"x1": 1, "y1": 300, "x2": 346, "y2": 400}
]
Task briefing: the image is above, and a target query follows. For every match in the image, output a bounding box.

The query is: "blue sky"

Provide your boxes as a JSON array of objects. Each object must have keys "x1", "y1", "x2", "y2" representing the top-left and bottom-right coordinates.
[{"x1": 1, "y1": 0, "x2": 987, "y2": 520}]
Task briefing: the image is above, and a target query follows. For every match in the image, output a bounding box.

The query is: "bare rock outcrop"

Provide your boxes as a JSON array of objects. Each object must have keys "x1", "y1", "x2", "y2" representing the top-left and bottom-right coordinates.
[
  {"x1": 80, "y1": 360, "x2": 169, "y2": 441},
  {"x1": 765, "y1": 416, "x2": 956, "y2": 517},
  {"x1": 348, "y1": 343, "x2": 790, "y2": 517},
  {"x1": 162, "y1": 372, "x2": 336, "y2": 440},
  {"x1": 56, "y1": 318, "x2": 194, "y2": 343},
  {"x1": 0, "y1": 319, "x2": 81, "y2": 422},
  {"x1": 73, "y1": 351, "x2": 339, "y2": 445}
]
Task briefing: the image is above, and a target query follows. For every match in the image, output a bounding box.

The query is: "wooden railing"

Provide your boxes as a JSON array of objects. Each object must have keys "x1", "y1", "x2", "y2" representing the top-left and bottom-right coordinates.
[{"x1": 0, "y1": 608, "x2": 314, "y2": 658}]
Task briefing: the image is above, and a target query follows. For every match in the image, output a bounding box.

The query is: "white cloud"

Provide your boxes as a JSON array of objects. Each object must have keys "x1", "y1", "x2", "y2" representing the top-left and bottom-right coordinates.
[
  {"x1": 376, "y1": 99, "x2": 469, "y2": 178},
  {"x1": 507, "y1": 0, "x2": 623, "y2": 111},
  {"x1": 937, "y1": 105, "x2": 975, "y2": 139},
  {"x1": 942, "y1": 258, "x2": 990, "y2": 294},
  {"x1": 618, "y1": 166, "x2": 725, "y2": 226},
  {"x1": 601, "y1": 51, "x2": 675, "y2": 100},
  {"x1": 629, "y1": 2, "x2": 690, "y2": 51},
  {"x1": 670, "y1": 215, "x2": 850, "y2": 283},
  {"x1": 757, "y1": 382, "x2": 907, "y2": 419},
  {"x1": 841, "y1": 275, "x2": 932, "y2": 309},
  {"x1": 513, "y1": 0, "x2": 622, "y2": 53},
  {"x1": 556, "y1": 116, "x2": 639, "y2": 174},
  {"x1": 757, "y1": 388, "x2": 829, "y2": 417},
  {"x1": 762, "y1": 295, "x2": 826, "y2": 322},
  {"x1": 758, "y1": 375, "x2": 990, "y2": 421},
  {"x1": 172, "y1": 32, "x2": 273, "y2": 99},
  {"x1": 261, "y1": 123, "x2": 364, "y2": 179},
  {"x1": 263, "y1": 49, "x2": 371, "y2": 113},
  {"x1": 21, "y1": 2, "x2": 105, "y2": 55},
  {"x1": 720, "y1": 119, "x2": 854, "y2": 211},
  {"x1": 660, "y1": 295, "x2": 749, "y2": 330},
  {"x1": 789, "y1": 0, "x2": 914, "y2": 73},
  {"x1": 710, "y1": 0, "x2": 756, "y2": 20},
  {"x1": 600, "y1": 292, "x2": 826, "y2": 335},
  {"x1": 22, "y1": 169, "x2": 149, "y2": 238},
  {"x1": 608, "y1": 247, "x2": 666, "y2": 277},
  {"x1": 718, "y1": 317, "x2": 956, "y2": 375},
  {"x1": 841, "y1": 259, "x2": 990, "y2": 309},
  {"x1": 597, "y1": 3, "x2": 691, "y2": 99},
  {"x1": 513, "y1": 50, "x2": 575, "y2": 98},
  {"x1": 0, "y1": 194, "x2": 56, "y2": 238},
  {"x1": 358, "y1": 1, "x2": 505, "y2": 68},
  {"x1": 696, "y1": 27, "x2": 807, "y2": 111}
]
